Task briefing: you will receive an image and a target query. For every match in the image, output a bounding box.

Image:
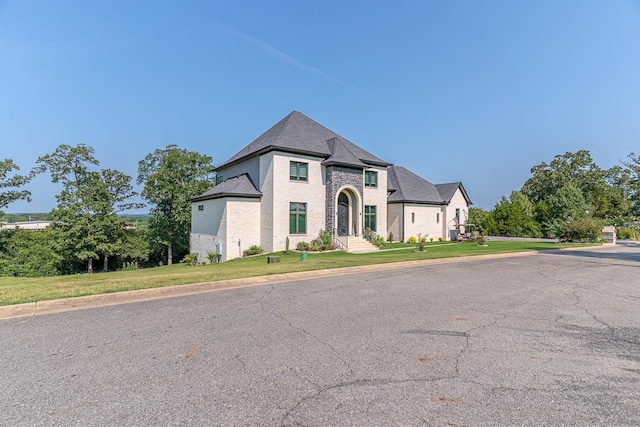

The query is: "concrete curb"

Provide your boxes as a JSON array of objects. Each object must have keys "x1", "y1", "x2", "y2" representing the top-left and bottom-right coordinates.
[{"x1": 0, "y1": 245, "x2": 615, "y2": 320}]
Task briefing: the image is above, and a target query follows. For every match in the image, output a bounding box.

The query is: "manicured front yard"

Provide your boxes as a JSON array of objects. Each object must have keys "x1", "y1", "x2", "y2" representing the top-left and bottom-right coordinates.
[{"x1": 0, "y1": 241, "x2": 592, "y2": 306}]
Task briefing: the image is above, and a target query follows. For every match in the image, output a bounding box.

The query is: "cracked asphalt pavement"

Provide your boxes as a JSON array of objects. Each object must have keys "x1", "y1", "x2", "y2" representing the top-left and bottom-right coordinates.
[{"x1": 1, "y1": 243, "x2": 639, "y2": 426}]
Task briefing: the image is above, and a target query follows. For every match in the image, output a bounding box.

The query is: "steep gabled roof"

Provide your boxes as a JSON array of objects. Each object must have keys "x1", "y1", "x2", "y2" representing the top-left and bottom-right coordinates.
[
  {"x1": 387, "y1": 166, "x2": 447, "y2": 204},
  {"x1": 435, "y1": 182, "x2": 472, "y2": 205},
  {"x1": 192, "y1": 174, "x2": 261, "y2": 202},
  {"x1": 322, "y1": 137, "x2": 367, "y2": 168},
  {"x1": 218, "y1": 111, "x2": 390, "y2": 169}
]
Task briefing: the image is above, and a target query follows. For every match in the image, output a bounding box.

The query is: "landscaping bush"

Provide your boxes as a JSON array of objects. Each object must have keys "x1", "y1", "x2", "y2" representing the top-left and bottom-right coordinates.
[
  {"x1": 417, "y1": 236, "x2": 428, "y2": 251},
  {"x1": 562, "y1": 217, "x2": 603, "y2": 242},
  {"x1": 317, "y1": 229, "x2": 334, "y2": 250},
  {"x1": 364, "y1": 228, "x2": 385, "y2": 247},
  {"x1": 300, "y1": 231, "x2": 335, "y2": 252},
  {"x1": 407, "y1": 236, "x2": 418, "y2": 244},
  {"x1": 181, "y1": 253, "x2": 199, "y2": 266},
  {"x1": 387, "y1": 231, "x2": 394, "y2": 243},
  {"x1": 242, "y1": 245, "x2": 263, "y2": 257},
  {"x1": 617, "y1": 227, "x2": 637, "y2": 240},
  {"x1": 310, "y1": 238, "x2": 323, "y2": 251},
  {"x1": 121, "y1": 261, "x2": 139, "y2": 271}
]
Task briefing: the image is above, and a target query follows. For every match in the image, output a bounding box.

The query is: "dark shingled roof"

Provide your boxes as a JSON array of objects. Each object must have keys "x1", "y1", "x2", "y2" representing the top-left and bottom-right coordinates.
[
  {"x1": 387, "y1": 166, "x2": 447, "y2": 204},
  {"x1": 218, "y1": 111, "x2": 390, "y2": 170},
  {"x1": 192, "y1": 174, "x2": 261, "y2": 202},
  {"x1": 435, "y1": 182, "x2": 472, "y2": 205},
  {"x1": 322, "y1": 137, "x2": 367, "y2": 168}
]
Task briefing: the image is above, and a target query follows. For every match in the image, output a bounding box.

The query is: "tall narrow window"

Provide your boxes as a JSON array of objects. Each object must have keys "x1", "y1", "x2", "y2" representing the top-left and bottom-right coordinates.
[
  {"x1": 436, "y1": 212, "x2": 440, "y2": 223},
  {"x1": 411, "y1": 212, "x2": 415, "y2": 223},
  {"x1": 364, "y1": 206, "x2": 377, "y2": 232},
  {"x1": 364, "y1": 170, "x2": 378, "y2": 187},
  {"x1": 455, "y1": 208, "x2": 460, "y2": 220},
  {"x1": 290, "y1": 162, "x2": 308, "y2": 181},
  {"x1": 289, "y1": 203, "x2": 307, "y2": 234}
]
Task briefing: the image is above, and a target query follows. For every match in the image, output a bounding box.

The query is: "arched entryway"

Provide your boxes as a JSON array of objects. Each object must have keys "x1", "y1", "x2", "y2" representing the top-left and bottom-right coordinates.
[
  {"x1": 335, "y1": 187, "x2": 361, "y2": 236},
  {"x1": 337, "y1": 193, "x2": 349, "y2": 236}
]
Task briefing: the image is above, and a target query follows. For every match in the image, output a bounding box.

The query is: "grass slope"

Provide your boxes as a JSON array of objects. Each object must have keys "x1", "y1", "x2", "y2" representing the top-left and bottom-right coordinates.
[{"x1": 0, "y1": 241, "x2": 590, "y2": 306}]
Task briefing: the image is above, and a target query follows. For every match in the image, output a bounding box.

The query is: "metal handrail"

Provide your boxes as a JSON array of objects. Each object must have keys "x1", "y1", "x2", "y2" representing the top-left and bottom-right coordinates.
[{"x1": 333, "y1": 237, "x2": 347, "y2": 251}]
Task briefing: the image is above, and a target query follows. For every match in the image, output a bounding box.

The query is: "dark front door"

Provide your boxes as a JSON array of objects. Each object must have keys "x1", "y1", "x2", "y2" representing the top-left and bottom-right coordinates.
[{"x1": 338, "y1": 193, "x2": 349, "y2": 236}]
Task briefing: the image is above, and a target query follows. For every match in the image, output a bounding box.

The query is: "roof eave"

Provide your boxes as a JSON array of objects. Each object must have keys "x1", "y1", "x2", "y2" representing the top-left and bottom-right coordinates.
[
  {"x1": 191, "y1": 193, "x2": 262, "y2": 202},
  {"x1": 388, "y1": 199, "x2": 448, "y2": 205},
  {"x1": 218, "y1": 148, "x2": 391, "y2": 172},
  {"x1": 217, "y1": 146, "x2": 330, "y2": 171},
  {"x1": 322, "y1": 160, "x2": 366, "y2": 169}
]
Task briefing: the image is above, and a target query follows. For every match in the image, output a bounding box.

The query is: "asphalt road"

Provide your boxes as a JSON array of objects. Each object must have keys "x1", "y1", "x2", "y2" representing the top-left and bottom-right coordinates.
[{"x1": 1, "y1": 244, "x2": 639, "y2": 426}]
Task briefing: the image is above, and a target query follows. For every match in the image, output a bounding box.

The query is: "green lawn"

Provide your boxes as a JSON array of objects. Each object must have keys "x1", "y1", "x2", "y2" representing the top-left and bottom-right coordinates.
[{"x1": 0, "y1": 241, "x2": 592, "y2": 306}]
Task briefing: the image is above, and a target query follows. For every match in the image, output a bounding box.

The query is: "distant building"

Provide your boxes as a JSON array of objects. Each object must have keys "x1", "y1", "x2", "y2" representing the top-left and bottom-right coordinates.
[{"x1": 0, "y1": 221, "x2": 52, "y2": 231}]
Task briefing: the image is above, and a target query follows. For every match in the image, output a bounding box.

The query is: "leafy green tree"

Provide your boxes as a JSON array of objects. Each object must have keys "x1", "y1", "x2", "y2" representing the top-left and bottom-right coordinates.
[
  {"x1": 604, "y1": 165, "x2": 633, "y2": 218},
  {"x1": 122, "y1": 227, "x2": 150, "y2": 262},
  {"x1": 467, "y1": 207, "x2": 488, "y2": 234},
  {"x1": 522, "y1": 150, "x2": 609, "y2": 217},
  {"x1": 486, "y1": 191, "x2": 541, "y2": 237},
  {"x1": 94, "y1": 168, "x2": 144, "y2": 271},
  {"x1": 0, "y1": 229, "x2": 61, "y2": 277},
  {"x1": 0, "y1": 159, "x2": 32, "y2": 221},
  {"x1": 137, "y1": 145, "x2": 214, "y2": 265},
  {"x1": 34, "y1": 144, "x2": 141, "y2": 273},
  {"x1": 621, "y1": 152, "x2": 640, "y2": 216},
  {"x1": 543, "y1": 184, "x2": 590, "y2": 237}
]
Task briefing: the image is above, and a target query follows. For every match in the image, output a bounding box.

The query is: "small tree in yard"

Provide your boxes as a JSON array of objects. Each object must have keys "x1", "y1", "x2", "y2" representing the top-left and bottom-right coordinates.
[{"x1": 137, "y1": 145, "x2": 214, "y2": 266}]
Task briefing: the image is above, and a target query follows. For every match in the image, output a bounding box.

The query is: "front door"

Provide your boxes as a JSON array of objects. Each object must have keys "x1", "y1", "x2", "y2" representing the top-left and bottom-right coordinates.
[{"x1": 337, "y1": 192, "x2": 349, "y2": 236}]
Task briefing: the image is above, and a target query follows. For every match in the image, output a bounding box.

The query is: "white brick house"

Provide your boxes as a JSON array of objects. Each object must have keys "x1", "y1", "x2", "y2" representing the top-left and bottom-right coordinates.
[{"x1": 191, "y1": 112, "x2": 471, "y2": 262}]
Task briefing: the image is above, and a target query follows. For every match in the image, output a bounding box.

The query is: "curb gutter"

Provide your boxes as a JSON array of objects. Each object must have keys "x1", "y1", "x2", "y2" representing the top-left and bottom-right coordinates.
[{"x1": 0, "y1": 245, "x2": 614, "y2": 320}]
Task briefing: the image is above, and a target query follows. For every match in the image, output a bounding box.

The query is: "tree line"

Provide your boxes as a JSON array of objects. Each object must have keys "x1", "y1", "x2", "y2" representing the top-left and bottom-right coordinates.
[
  {"x1": 3, "y1": 146, "x2": 639, "y2": 276},
  {"x1": 468, "y1": 150, "x2": 640, "y2": 240},
  {"x1": 0, "y1": 144, "x2": 214, "y2": 276}
]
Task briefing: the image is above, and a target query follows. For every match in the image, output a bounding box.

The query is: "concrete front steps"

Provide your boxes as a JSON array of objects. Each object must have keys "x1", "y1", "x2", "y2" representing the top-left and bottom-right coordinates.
[{"x1": 336, "y1": 236, "x2": 379, "y2": 253}]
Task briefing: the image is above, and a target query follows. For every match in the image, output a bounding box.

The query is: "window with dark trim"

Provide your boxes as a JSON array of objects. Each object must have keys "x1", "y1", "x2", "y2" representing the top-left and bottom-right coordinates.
[
  {"x1": 290, "y1": 162, "x2": 308, "y2": 181},
  {"x1": 289, "y1": 202, "x2": 307, "y2": 234},
  {"x1": 455, "y1": 208, "x2": 460, "y2": 220},
  {"x1": 198, "y1": 205, "x2": 204, "y2": 211},
  {"x1": 411, "y1": 212, "x2": 415, "y2": 223},
  {"x1": 436, "y1": 212, "x2": 440, "y2": 223},
  {"x1": 364, "y1": 170, "x2": 378, "y2": 187},
  {"x1": 216, "y1": 175, "x2": 224, "y2": 185},
  {"x1": 364, "y1": 205, "x2": 377, "y2": 232}
]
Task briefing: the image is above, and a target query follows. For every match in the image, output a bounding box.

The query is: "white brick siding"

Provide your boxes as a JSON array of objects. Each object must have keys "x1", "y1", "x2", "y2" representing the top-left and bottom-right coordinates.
[
  {"x1": 445, "y1": 188, "x2": 469, "y2": 239},
  {"x1": 190, "y1": 197, "x2": 260, "y2": 262},
  {"x1": 402, "y1": 203, "x2": 446, "y2": 242},
  {"x1": 387, "y1": 203, "x2": 403, "y2": 242},
  {"x1": 270, "y1": 152, "x2": 326, "y2": 250},
  {"x1": 363, "y1": 166, "x2": 388, "y2": 238}
]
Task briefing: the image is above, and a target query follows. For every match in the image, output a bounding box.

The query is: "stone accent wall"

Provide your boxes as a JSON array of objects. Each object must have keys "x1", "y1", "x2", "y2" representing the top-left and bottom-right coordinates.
[
  {"x1": 602, "y1": 226, "x2": 616, "y2": 244},
  {"x1": 325, "y1": 166, "x2": 363, "y2": 232}
]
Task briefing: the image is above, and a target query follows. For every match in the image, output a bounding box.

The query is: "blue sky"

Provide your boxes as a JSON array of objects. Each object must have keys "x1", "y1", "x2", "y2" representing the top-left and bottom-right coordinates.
[{"x1": 2, "y1": 0, "x2": 640, "y2": 213}]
